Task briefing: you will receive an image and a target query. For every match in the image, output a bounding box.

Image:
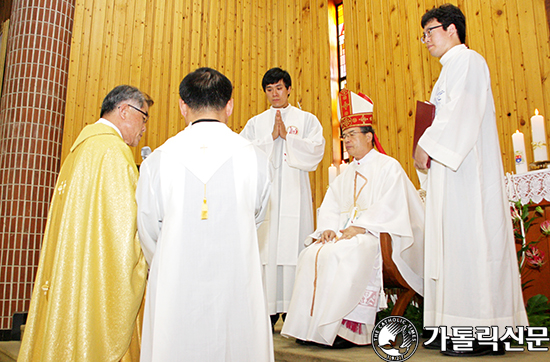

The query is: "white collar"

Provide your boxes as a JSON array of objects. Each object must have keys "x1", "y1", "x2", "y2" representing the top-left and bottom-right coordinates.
[
  {"x1": 354, "y1": 149, "x2": 376, "y2": 165},
  {"x1": 96, "y1": 118, "x2": 122, "y2": 138},
  {"x1": 440, "y1": 44, "x2": 467, "y2": 66}
]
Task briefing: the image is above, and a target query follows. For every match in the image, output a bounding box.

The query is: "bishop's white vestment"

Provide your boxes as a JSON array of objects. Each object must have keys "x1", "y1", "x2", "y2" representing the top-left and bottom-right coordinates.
[
  {"x1": 418, "y1": 44, "x2": 528, "y2": 333},
  {"x1": 240, "y1": 105, "x2": 325, "y2": 314},
  {"x1": 281, "y1": 150, "x2": 424, "y2": 345},
  {"x1": 136, "y1": 121, "x2": 274, "y2": 362}
]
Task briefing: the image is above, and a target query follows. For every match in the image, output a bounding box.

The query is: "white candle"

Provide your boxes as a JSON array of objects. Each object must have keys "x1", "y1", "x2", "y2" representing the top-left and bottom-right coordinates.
[
  {"x1": 339, "y1": 161, "x2": 348, "y2": 175},
  {"x1": 512, "y1": 130, "x2": 528, "y2": 174},
  {"x1": 328, "y1": 164, "x2": 337, "y2": 184},
  {"x1": 531, "y1": 109, "x2": 548, "y2": 161}
]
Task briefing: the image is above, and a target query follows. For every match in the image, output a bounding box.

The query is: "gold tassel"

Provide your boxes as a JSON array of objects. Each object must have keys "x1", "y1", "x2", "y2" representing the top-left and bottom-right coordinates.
[{"x1": 201, "y1": 184, "x2": 208, "y2": 220}]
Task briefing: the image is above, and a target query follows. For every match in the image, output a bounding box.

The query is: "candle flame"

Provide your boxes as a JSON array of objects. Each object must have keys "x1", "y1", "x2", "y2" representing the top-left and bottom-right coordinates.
[
  {"x1": 515, "y1": 130, "x2": 520, "y2": 133},
  {"x1": 341, "y1": 160, "x2": 346, "y2": 164},
  {"x1": 535, "y1": 109, "x2": 539, "y2": 116}
]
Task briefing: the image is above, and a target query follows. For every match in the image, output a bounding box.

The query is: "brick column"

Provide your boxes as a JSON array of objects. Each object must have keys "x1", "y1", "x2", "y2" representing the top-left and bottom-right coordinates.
[{"x1": 0, "y1": 0, "x2": 74, "y2": 330}]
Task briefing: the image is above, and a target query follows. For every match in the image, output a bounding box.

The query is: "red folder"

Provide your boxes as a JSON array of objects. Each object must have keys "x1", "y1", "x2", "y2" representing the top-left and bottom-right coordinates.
[{"x1": 413, "y1": 100, "x2": 435, "y2": 168}]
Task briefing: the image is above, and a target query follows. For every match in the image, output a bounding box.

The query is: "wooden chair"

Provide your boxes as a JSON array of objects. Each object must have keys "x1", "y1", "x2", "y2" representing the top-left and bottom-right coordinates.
[{"x1": 380, "y1": 232, "x2": 419, "y2": 316}]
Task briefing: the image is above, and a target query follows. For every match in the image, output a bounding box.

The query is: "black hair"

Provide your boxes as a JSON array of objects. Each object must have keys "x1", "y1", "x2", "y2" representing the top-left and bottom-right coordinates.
[
  {"x1": 179, "y1": 67, "x2": 233, "y2": 111},
  {"x1": 100, "y1": 85, "x2": 153, "y2": 117},
  {"x1": 421, "y1": 3, "x2": 466, "y2": 44},
  {"x1": 261, "y1": 67, "x2": 292, "y2": 91}
]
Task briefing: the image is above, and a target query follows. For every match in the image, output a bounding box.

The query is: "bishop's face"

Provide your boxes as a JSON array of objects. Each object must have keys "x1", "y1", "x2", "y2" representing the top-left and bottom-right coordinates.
[
  {"x1": 264, "y1": 79, "x2": 291, "y2": 109},
  {"x1": 342, "y1": 127, "x2": 373, "y2": 160}
]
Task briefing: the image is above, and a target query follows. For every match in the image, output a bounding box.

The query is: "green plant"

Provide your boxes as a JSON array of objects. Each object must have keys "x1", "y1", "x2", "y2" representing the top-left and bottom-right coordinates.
[
  {"x1": 526, "y1": 294, "x2": 550, "y2": 328},
  {"x1": 376, "y1": 296, "x2": 423, "y2": 334},
  {"x1": 510, "y1": 201, "x2": 546, "y2": 288}
]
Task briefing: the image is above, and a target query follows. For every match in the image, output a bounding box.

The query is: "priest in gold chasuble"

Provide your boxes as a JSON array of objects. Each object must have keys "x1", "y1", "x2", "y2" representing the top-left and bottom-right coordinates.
[
  {"x1": 282, "y1": 90, "x2": 424, "y2": 347},
  {"x1": 18, "y1": 86, "x2": 152, "y2": 362}
]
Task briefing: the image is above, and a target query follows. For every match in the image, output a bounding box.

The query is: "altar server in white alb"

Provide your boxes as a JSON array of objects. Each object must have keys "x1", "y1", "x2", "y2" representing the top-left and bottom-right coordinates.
[
  {"x1": 282, "y1": 89, "x2": 424, "y2": 347},
  {"x1": 241, "y1": 67, "x2": 325, "y2": 327},
  {"x1": 414, "y1": 4, "x2": 528, "y2": 357},
  {"x1": 136, "y1": 67, "x2": 274, "y2": 362}
]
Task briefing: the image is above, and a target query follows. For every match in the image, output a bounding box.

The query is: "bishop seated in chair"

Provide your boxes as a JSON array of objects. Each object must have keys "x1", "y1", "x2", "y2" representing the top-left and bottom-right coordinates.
[{"x1": 281, "y1": 89, "x2": 424, "y2": 348}]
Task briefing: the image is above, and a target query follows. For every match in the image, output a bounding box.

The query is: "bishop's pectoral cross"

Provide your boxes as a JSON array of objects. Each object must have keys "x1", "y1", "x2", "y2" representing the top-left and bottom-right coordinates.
[
  {"x1": 201, "y1": 144, "x2": 209, "y2": 220},
  {"x1": 344, "y1": 171, "x2": 368, "y2": 229}
]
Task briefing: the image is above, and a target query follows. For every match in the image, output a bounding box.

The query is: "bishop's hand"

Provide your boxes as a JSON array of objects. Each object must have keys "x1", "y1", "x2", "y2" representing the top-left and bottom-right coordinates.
[
  {"x1": 338, "y1": 226, "x2": 366, "y2": 241},
  {"x1": 316, "y1": 230, "x2": 337, "y2": 244}
]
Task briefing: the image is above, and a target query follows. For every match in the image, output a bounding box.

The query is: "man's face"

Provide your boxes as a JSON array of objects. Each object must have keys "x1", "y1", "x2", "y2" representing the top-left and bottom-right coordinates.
[
  {"x1": 422, "y1": 19, "x2": 455, "y2": 58},
  {"x1": 342, "y1": 127, "x2": 373, "y2": 160},
  {"x1": 265, "y1": 79, "x2": 291, "y2": 109},
  {"x1": 120, "y1": 103, "x2": 149, "y2": 147}
]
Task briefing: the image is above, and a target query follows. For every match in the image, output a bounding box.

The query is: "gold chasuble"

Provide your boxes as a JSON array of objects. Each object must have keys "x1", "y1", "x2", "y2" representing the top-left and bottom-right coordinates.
[{"x1": 19, "y1": 124, "x2": 148, "y2": 362}]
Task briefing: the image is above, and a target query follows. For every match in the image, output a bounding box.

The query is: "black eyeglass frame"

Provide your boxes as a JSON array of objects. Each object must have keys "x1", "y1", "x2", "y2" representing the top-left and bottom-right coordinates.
[
  {"x1": 124, "y1": 104, "x2": 149, "y2": 121},
  {"x1": 420, "y1": 24, "x2": 444, "y2": 43}
]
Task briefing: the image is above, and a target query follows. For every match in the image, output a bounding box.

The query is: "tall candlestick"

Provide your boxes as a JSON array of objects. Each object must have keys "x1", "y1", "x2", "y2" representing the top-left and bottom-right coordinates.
[
  {"x1": 531, "y1": 109, "x2": 548, "y2": 161},
  {"x1": 328, "y1": 164, "x2": 337, "y2": 184},
  {"x1": 512, "y1": 130, "x2": 528, "y2": 174}
]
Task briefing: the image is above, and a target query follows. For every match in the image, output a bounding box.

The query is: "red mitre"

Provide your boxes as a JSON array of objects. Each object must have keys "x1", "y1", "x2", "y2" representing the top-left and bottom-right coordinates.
[{"x1": 337, "y1": 89, "x2": 386, "y2": 154}]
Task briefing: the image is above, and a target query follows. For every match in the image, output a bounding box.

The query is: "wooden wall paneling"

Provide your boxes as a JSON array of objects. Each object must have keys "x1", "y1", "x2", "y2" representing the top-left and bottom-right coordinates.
[
  {"x1": 233, "y1": 0, "x2": 244, "y2": 131},
  {"x1": 99, "y1": 0, "x2": 114, "y2": 90},
  {"x1": 62, "y1": 0, "x2": 86, "y2": 158},
  {"x1": 312, "y1": 1, "x2": 322, "y2": 208},
  {"x1": 299, "y1": 0, "x2": 310, "y2": 112},
  {"x1": 391, "y1": 0, "x2": 411, "y2": 166},
  {"x1": 248, "y1": 0, "x2": 259, "y2": 123},
  {"x1": 532, "y1": 0, "x2": 550, "y2": 140},
  {"x1": 190, "y1": 0, "x2": 202, "y2": 70},
  {"x1": 481, "y1": 0, "x2": 521, "y2": 171},
  {"x1": 398, "y1": 0, "x2": 418, "y2": 178},
  {"x1": 419, "y1": 1, "x2": 440, "y2": 116},
  {"x1": 128, "y1": 0, "x2": 147, "y2": 88},
  {"x1": 139, "y1": 0, "x2": 155, "y2": 101},
  {"x1": 496, "y1": 0, "x2": 529, "y2": 171},
  {"x1": 239, "y1": 0, "x2": 252, "y2": 133},
  {"x1": 62, "y1": 0, "x2": 102, "y2": 159},
  {"x1": 162, "y1": 0, "x2": 176, "y2": 143},
  {"x1": 317, "y1": 0, "x2": 335, "y2": 207},
  {"x1": 87, "y1": 0, "x2": 108, "y2": 126},
  {"x1": 199, "y1": 0, "x2": 209, "y2": 65},
  {"x1": 109, "y1": 0, "x2": 127, "y2": 86},
  {"x1": 254, "y1": 3, "x2": 267, "y2": 120},
  {"x1": 147, "y1": 0, "x2": 167, "y2": 151},
  {"x1": 224, "y1": 0, "x2": 237, "y2": 122},
  {"x1": 517, "y1": 0, "x2": 547, "y2": 164},
  {"x1": 371, "y1": 1, "x2": 392, "y2": 156},
  {"x1": 406, "y1": 1, "x2": 430, "y2": 181},
  {"x1": 166, "y1": 0, "x2": 184, "y2": 139}
]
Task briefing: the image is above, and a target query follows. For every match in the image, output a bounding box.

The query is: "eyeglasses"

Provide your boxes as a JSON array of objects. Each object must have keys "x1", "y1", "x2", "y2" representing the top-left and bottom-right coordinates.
[
  {"x1": 126, "y1": 104, "x2": 149, "y2": 121},
  {"x1": 340, "y1": 131, "x2": 364, "y2": 140},
  {"x1": 420, "y1": 25, "x2": 443, "y2": 43}
]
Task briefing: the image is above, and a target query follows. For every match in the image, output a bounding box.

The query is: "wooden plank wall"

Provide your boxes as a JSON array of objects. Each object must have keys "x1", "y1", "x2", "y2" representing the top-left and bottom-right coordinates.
[
  {"x1": 344, "y1": 0, "x2": 550, "y2": 184},
  {"x1": 61, "y1": 0, "x2": 334, "y2": 210},
  {"x1": 61, "y1": 0, "x2": 550, "y2": 207}
]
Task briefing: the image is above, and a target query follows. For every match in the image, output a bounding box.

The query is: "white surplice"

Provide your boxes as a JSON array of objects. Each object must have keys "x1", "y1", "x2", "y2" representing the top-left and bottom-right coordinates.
[
  {"x1": 136, "y1": 121, "x2": 274, "y2": 362},
  {"x1": 419, "y1": 44, "x2": 528, "y2": 333},
  {"x1": 240, "y1": 104, "x2": 325, "y2": 314},
  {"x1": 281, "y1": 150, "x2": 424, "y2": 345}
]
